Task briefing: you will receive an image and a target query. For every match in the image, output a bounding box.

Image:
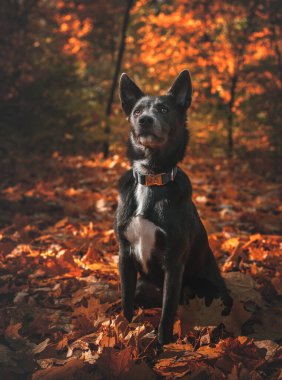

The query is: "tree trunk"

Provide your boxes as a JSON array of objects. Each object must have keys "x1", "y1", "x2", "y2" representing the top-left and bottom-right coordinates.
[
  {"x1": 103, "y1": 0, "x2": 134, "y2": 159},
  {"x1": 227, "y1": 108, "x2": 234, "y2": 156},
  {"x1": 227, "y1": 74, "x2": 238, "y2": 157},
  {"x1": 225, "y1": 0, "x2": 259, "y2": 157}
]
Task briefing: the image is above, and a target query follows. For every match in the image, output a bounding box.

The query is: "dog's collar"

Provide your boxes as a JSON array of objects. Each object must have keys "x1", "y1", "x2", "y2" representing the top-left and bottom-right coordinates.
[{"x1": 133, "y1": 166, "x2": 178, "y2": 186}]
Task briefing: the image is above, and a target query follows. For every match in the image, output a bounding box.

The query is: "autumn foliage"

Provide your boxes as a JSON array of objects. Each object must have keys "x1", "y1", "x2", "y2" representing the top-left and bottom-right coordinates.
[{"x1": 0, "y1": 0, "x2": 281, "y2": 155}]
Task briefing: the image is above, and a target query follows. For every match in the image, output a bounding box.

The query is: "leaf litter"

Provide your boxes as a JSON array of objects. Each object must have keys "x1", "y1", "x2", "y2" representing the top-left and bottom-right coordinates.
[{"x1": 0, "y1": 149, "x2": 281, "y2": 379}]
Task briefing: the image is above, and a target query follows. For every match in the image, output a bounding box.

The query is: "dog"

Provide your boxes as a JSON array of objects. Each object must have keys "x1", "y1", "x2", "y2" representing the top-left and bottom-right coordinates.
[{"x1": 115, "y1": 70, "x2": 232, "y2": 345}]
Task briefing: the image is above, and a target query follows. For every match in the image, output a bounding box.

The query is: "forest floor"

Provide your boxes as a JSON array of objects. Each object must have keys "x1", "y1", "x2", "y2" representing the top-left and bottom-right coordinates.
[{"x1": 0, "y1": 143, "x2": 281, "y2": 380}]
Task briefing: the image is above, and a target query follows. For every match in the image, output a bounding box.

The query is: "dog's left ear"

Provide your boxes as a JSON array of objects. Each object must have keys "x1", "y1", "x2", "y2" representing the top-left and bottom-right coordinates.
[
  {"x1": 167, "y1": 70, "x2": 192, "y2": 110},
  {"x1": 119, "y1": 73, "x2": 144, "y2": 116}
]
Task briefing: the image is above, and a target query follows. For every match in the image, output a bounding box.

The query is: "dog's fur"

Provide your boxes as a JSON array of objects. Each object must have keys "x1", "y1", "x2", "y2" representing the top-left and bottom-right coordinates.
[{"x1": 115, "y1": 70, "x2": 232, "y2": 345}]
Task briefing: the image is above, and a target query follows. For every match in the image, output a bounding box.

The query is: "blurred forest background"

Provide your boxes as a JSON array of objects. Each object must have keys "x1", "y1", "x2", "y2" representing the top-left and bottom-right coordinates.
[{"x1": 0, "y1": 0, "x2": 281, "y2": 170}]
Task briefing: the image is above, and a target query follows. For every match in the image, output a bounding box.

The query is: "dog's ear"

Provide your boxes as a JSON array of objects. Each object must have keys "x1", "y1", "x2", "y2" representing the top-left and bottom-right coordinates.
[
  {"x1": 119, "y1": 73, "x2": 144, "y2": 116},
  {"x1": 167, "y1": 70, "x2": 192, "y2": 109}
]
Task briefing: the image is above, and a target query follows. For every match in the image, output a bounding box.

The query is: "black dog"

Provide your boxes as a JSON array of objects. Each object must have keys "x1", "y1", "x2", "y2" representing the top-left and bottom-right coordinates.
[{"x1": 115, "y1": 70, "x2": 232, "y2": 345}]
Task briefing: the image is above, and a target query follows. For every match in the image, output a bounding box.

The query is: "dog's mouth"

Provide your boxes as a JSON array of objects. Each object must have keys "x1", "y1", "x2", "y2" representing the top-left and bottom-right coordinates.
[{"x1": 138, "y1": 133, "x2": 167, "y2": 148}]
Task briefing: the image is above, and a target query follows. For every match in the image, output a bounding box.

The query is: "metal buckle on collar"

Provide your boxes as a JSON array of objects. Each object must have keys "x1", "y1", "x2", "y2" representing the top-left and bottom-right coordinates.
[
  {"x1": 171, "y1": 168, "x2": 175, "y2": 181},
  {"x1": 145, "y1": 174, "x2": 163, "y2": 186}
]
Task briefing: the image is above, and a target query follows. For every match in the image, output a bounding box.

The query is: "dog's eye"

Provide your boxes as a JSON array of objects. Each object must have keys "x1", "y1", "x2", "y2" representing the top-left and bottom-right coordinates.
[
  {"x1": 160, "y1": 107, "x2": 168, "y2": 114},
  {"x1": 133, "y1": 109, "x2": 141, "y2": 116}
]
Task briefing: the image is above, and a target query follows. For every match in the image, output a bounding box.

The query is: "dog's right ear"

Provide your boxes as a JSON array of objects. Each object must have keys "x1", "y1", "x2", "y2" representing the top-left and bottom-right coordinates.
[{"x1": 119, "y1": 73, "x2": 144, "y2": 116}]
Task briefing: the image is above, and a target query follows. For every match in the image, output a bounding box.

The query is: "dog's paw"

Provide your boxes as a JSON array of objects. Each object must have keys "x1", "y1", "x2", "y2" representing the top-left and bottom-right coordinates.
[
  {"x1": 156, "y1": 340, "x2": 164, "y2": 353},
  {"x1": 123, "y1": 308, "x2": 134, "y2": 322},
  {"x1": 157, "y1": 329, "x2": 173, "y2": 346}
]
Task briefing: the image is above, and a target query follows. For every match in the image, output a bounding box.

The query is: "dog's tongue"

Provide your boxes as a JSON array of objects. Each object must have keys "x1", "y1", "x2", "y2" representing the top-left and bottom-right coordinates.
[{"x1": 139, "y1": 134, "x2": 163, "y2": 148}]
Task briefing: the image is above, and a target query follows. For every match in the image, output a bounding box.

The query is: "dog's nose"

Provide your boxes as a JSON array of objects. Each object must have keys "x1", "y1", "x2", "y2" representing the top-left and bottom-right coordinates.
[{"x1": 139, "y1": 115, "x2": 153, "y2": 127}]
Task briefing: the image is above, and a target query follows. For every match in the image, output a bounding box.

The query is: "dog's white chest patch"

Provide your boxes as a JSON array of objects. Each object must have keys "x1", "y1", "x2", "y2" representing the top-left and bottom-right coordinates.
[
  {"x1": 125, "y1": 216, "x2": 158, "y2": 273},
  {"x1": 125, "y1": 184, "x2": 164, "y2": 273},
  {"x1": 135, "y1": 183, "x2": 148, "y2": 215}
]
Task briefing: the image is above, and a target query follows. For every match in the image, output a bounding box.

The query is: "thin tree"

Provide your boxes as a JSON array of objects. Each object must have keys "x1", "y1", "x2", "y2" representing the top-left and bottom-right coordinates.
[
  {"x1": 225, "y1": 0, "x2": 259, "y2": 157},
  {"x1": 103, "y1": 0, "x2": 134, "y2": 158}
]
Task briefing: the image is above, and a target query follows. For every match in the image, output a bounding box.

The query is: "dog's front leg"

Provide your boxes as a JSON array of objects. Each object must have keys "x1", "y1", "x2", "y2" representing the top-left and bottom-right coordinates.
[
  {"x1": 158, "y1": 262, "x2": 184, "y2": 345},
  {"x1": 119, "y1": 241, "x2": 137, "y2": 322}
]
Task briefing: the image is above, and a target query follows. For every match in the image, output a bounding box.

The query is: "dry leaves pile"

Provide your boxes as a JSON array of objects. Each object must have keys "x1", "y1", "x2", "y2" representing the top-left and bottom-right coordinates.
[{"x1": 0, "y1": 148, "x2": 281, "y2": 380}]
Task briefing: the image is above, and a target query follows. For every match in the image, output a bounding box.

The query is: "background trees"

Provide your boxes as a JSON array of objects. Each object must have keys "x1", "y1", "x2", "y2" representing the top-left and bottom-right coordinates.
[
  {"x1": 0, "y1": 0, "x2": 281, "y2": 159},
  {"x1": 127, "y1": 0, "x2": 281, "y2": 156}
]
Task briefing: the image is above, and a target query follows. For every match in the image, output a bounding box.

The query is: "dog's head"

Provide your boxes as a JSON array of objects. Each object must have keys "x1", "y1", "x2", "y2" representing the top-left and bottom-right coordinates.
[{"x1": 119, "y1": 70, "x2": 192, "y2": 152}]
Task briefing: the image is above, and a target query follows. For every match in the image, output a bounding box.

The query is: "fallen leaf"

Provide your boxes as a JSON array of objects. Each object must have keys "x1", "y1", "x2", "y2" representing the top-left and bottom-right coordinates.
[
  {"x1": 33, "y1": 338, "x2": 50, "y2": 354},
  {"x1": 5, "y1": 323, "x2": 23, "y2": 340},
  {"x1": 178, "y1": 297, "x2": 252, "y2": 336},
  {"x1": 32, "y1": 358, "x2": 95, "y2": 380},
  {"x1": 223, "y1": 272, "x2": 264, "y2": 307}
]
